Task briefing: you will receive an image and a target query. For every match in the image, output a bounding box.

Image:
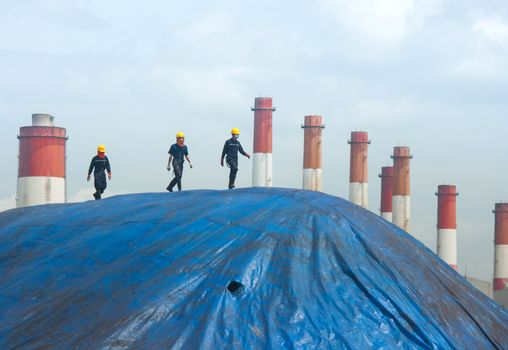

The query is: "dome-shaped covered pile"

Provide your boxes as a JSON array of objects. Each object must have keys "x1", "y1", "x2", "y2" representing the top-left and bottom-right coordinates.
[{"x1": 0, "y1": 188, "x2": 506, "y2": 349}]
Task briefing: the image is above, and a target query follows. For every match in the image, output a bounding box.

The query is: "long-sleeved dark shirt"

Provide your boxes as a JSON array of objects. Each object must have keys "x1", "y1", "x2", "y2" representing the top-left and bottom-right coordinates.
[
  {"x1": 88, "y1": 156, "x2": 111, "y2": 176},
  {"x1": 222, "y1": 138, "x2": 248, "y2": 160},
  {"x1": 169, "y1": 143, "x2": 189, "y2": 164}
]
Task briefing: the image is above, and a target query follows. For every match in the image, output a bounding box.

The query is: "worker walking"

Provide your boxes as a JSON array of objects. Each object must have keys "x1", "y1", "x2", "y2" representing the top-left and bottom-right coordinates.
[
  {"x1": 167, "y1": 132, "x2": 193, "y2": 192},
  {"x1": 87, "y1": 145, "x2": 112, "y2": 200},
  {"x1": 221, "y1": 128, "x2": 250, "y2": 189}
]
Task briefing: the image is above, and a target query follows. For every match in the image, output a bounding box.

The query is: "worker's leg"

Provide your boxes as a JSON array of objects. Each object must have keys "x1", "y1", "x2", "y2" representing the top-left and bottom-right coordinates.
[
  {"x1": 227, "y1": 157, "x2": 238, "y2": 189},
  {"x1": 174, "y1": 162, "x2": 183, "y2": 191},
  {"x1": 167, "y1": 176, "x2": 177, "y2": 192},
  {"x1": 167, "y1": 175, "x2": 176, "y2": 191},
  {"x1": 167, "y1": 162, "x2": 183, "y2": 192},
  {"x1": 94, "y1": 174, "x2": 107, "y2": 200}
]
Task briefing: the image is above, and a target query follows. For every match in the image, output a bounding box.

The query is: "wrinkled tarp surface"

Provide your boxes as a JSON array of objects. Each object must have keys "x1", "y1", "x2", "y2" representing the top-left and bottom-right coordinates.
[{"x1": 0, "y1": 188, "x2": 507, "y2": 349}]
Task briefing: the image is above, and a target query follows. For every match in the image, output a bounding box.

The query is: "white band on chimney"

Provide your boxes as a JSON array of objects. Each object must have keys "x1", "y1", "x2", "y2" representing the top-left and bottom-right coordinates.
[
  {"x1": 252, "y1": 153, "x2": 272, "y2": 187},
  {"x1": 303, "y1": 168, "x2": 322, "y2": 191},
  {"x1": 437, "y1": 229, "x2": 457, "y2": 267},
  {"x1": 16, "y1": 177, "x2": 65, "y2": 207},
  {"x1": 381, "y1": 212, "x2": 392, "y2": 222},
  {"x1": 495, "y1": 245, "x2": 508, "y2": 279},
  {"x1": 392, "y1": 195, "x2": 410, "y2": 232},
  {"x1": 349, "y1": 182, "x2": 368, "y2": 208}
]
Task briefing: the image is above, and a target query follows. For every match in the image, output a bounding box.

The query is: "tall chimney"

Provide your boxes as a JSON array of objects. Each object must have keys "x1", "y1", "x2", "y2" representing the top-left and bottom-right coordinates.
[
  {"x1": 436, "y1": 185, "x2": 459, "y2": 270},
  {"x1": 302, "y1": 115, "x2": 324, "y2": 191},
  {"x1": 17, "y1": 114, "x2": 68, "y2": 207},
  {"x1": 379, "y1": 166, "x2": 393, "y2": 221},
  {"x1": 391, "y1": 146, "x2": 412, "y2": 232},
  {"x1": 252, "y1": 97, "x2": 275, "y2": 187},
  {"x1": 493, "y1": 203, "x2": 508, "y2": 300},
  {"x1": 348, "y1": 131, "x2": 370, "y2": 208}
]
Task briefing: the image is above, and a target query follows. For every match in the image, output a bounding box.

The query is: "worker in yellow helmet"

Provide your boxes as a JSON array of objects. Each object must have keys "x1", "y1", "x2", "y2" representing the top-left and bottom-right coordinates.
[
  {"x1": 87, "y1": 144, "x2": 112, "y2": 200},
  {"x1": 221, "y1": 128, "x2": 250, "y2": 189},
  {"x1": 167, "y1": 132, "x2": 193, "y2": 192}
]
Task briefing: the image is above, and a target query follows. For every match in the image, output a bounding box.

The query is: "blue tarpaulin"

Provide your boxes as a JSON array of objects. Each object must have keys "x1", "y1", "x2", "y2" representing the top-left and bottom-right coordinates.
[{"x1": 0, "y1": 188, "x2": 507, "y2": 349}]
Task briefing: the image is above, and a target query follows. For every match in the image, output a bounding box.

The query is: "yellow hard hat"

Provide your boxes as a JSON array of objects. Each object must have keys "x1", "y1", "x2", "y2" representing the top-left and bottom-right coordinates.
[
  {"x1": 97, "y1": 144, "x2": 106, "y2": 153},
  {"x1": 176, "y1": 132, "x2": 185, "y2": 138},
  {"x1": 231, "y1": 127, "x2": 240, "y2": 135}
]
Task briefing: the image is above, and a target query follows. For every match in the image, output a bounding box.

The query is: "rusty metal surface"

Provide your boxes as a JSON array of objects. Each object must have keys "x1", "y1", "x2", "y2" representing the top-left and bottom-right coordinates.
[
  {"x1": 349, "y1": 131, "x2": 369, "y2": 183},
  {"x1": 18, "y1": 127, "x2": 67, "y2": 178},
  {"x1": 302, "y1": 115, "x2": 324, "y2": 169},
  {"x1": 494, "y1": 203, "x2": 508, "y2": 244},
  {"x1": 493, "y1": 203, "x2": 508, "y2": 293},
  {"x1": 379, "y1": 166, "x2": 394, "y2": 213},
  {"x1": 392, "y1": 147, "x2": 412, "y2": 196},
  {"x1": 252, "y1": 97, "x2": 274, "y2": 154},
  {"x1": 436, "y1": 185, "x2": 458, "y2": 229}
]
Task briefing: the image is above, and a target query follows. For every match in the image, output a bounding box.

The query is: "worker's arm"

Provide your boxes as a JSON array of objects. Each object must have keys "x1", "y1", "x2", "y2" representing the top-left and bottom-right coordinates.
[
  {"x1": 185, "y1": 155, "x2": 193, "y2": 168},
  {"x1": 220, "y1": 141, "x2": 228, "y2": 166},
  {"x1": 167, "y1": 145, "x2": 175, "y2": 171},
  {"x1": 87, "y1": 157, "x2": 94, "y2": 181},
  {"x1": 239, "y1": 143, "x2": 251, "y2": 159},
  {"x1": 106, "y1": 157, "x2": 112, "y2": 180},
  {"x1": 167, "y1": 155, "x2": 173, "y2": 171}
]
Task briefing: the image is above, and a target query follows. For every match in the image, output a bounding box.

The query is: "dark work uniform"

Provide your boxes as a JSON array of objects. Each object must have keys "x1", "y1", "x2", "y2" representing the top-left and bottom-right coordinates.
[
  {"x1": 222, "y1": 137, "x2": 248, "y2": 189},
  {"x1": 168, "y1": 143, "x2": 189, "y2": 191},
  {"x1": 88, "y1": 156, "x2": 111, "y2": 200}
]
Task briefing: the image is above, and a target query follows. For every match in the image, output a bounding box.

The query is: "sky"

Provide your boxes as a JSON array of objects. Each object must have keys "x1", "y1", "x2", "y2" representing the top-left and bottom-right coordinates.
[{"x1": 0, "y1": 0, "x2": 507, "y2": 281}]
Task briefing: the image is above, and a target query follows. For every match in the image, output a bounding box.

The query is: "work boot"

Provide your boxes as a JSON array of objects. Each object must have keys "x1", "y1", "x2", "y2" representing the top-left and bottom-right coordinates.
[{"x1": 166, "y1": 186, "x2": 173, "y2": 192}]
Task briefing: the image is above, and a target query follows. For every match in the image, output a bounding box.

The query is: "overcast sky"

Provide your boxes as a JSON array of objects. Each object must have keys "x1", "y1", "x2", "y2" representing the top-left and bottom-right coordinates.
[{"x1": 0, "y1": 0, "x2": 507, "y2": 281}]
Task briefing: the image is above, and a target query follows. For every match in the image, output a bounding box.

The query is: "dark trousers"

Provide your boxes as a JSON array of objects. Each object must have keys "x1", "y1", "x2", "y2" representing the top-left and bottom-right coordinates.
[
  {"x1": 94, "y1": 173, "x2": 107, "y2": 200},
  {"x1": 168, "y1": 161, "x2": 184, "y2": 191},
  {"x1": 226, "y1": 157, "x2": 238, "y2": 189}
]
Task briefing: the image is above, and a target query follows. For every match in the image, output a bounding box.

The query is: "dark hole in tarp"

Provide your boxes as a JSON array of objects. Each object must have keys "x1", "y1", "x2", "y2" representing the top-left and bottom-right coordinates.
[{"x1": 227, "y1": 281, "x2": 244, "y2": 296}]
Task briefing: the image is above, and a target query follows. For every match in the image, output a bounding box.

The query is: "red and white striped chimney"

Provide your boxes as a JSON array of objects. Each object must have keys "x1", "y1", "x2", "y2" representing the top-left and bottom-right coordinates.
[
  {"x1": 379, "y1": 166, "x2": 393, "y2": 221},
  {"x1": 252, "y1": 97, "x2": 275, "y2": 187},
  {"x1": 302, "y1": 115, "x2": 324, "y2": 191},
  {"x1": 391, "y1": 147, "x2": 412, "y2": 232},
  {"x1": 493, "y1": 203, "x2": 508, "y2": 296},
  {"x1": 348, "y1": 131, "x2": 370, "y2": 208},
  {"x1": 17, "y1": 114, "x2": 68, "y2": 207},
  {"x1": 436, "y1": 185, "x2": 459, "y2": 270}
]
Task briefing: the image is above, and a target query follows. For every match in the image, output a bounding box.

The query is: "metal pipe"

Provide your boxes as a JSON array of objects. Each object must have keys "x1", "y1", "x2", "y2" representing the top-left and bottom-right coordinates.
[
  {"x1": 379, "y1": 166, "x2": 393, "y2": 221},
  {"x1": 302, "y1": 115, "x2": 324, "y2": 191},
  {"x1": 436, "y1": 185, "x2": 459, "y2": 270},
  {"x1": 252, "y1": 97, "x2": 275, "y2": 187},
  {"x1": 493, "y1": 203, "x2": 508, "y2": 296},
  {"x1": 348, "y1": 131, "x2": 370, "y2": 208},
  {"x1": 391, "y1": 146, "x2": 412, "y2": 232},
  {"x1": 16, "y1": 114, "x2": 68, "y2": 207}
]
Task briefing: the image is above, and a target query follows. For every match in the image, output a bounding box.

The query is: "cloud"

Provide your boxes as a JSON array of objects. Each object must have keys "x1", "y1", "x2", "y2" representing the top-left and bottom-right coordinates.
[
  {"x1": 318, "y1": 0, "x2": 442, "y2": 45},
  {"x1": 450, "y1": 55, "x2": 508, "y2": 80},
  {"x1": 149, "y1": 64, "x2": 253, "y2": 113},
  {"x1": 0, "y1": 1, "x2": 112, "y2": 54},
  {"x1": 447, "y1": 16, "x2": 508, "y2": 81},
  {"x1": 473, "y1": 16, "x2": 508, "y2": 47},
  {"x1": 346, "y1": 98, "x2": 418, "y2": 124},
  {"x1": 178, "y1": 12, "x2": 233, "y2": 40}
]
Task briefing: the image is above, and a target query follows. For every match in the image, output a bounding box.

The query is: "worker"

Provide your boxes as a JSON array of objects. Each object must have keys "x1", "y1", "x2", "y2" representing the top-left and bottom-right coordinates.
[
  {"x1": 167, "y1": 132, "x2": 193, "y2": 192},
  {"x1": 87, "y1": 144, "x2": 112, "y2": 200},
  {"x1": 221, "y1": 127, "x2": 250, "y2": 189}
]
